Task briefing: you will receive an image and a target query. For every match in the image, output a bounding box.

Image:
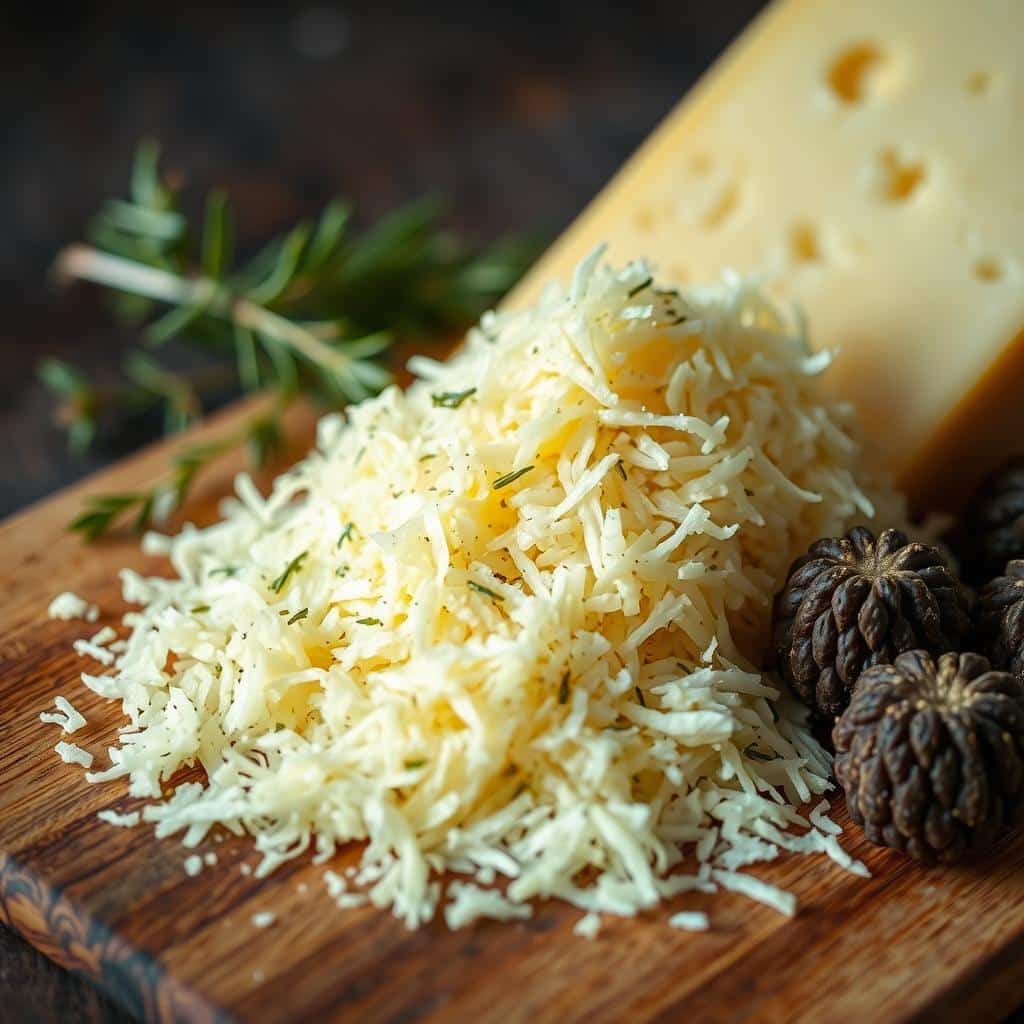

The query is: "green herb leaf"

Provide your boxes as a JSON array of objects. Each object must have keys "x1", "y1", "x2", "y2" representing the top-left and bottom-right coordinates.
[
  {"x1": 744, "y1": 743, "x2": 777, "y2": 762},
  {"x1": 492, "y1": 465, "x2": 534, "y2": 491},
  {"x1": 287, "y1": 608, "x2": 309, "y2": 625},
  {"x1": 201, "y1": 189, "x2": 233, "y2": 281},
  {"x1": 356, "y1": 616, "x2": 382, "y2": 626},
  {"x1": 431, "y1": 388, "x2": 476, "y2": 409},
  {"x1": 51, "y1": 142, "x2": 543, "y2": 540},
  {"x1": 468, "y1": 580, "x2": 504, "y2": 602},
  {"x1": 404, "y1": 759, "x2": 427, "y2": 770},
  {"x1": 337, "y1": 522, "x2": 354, "y2": 549},
  {"x1": 270, "y1": 551, "x2": 308, "y2": 593},
  {"x1": 627, "y1": 276, "x2": 653, "y2": 298},
  {"x1": 68, "y1": 493, "x2": 148, "y2": 540}
]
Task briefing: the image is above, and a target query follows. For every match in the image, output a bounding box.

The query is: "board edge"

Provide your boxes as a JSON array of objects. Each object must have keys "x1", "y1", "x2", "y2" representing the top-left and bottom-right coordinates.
[{"x1": 0, "y1": 851, "x2": 232, "y2": 1024}]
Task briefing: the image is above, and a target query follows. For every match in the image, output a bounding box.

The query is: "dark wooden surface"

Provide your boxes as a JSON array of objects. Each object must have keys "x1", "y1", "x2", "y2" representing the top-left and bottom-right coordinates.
[{"x1": 0, "y1": 2, "x2": 774, "y2": 1020}]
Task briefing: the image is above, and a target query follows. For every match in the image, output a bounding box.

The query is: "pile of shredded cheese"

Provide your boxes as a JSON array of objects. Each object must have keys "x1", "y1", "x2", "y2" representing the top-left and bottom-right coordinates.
[{"x1": 51, "y1": 251, "x2": 905, "y2": 930}]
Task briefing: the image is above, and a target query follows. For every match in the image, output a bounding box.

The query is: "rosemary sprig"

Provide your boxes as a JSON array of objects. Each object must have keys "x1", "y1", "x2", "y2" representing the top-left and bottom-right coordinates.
[
  {"x1": 47, "y1": 141, "x2": 541, "y2": 539},
  {"x1": 68, "y1": 406, "x2": 287, "y2": 540}
]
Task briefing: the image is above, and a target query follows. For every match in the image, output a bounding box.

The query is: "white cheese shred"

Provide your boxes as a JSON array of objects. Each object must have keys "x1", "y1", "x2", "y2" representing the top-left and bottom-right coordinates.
[
  {"x1": 40, "y1": 696, "x2": 87, "y2": 734},
  {"x1": 59, "y1": 253, "x2": 903, "y2": 929},
  {"x1": 669, "y1": 911, "x2": 710, "y2": 931},
  {"x1": 48, "y1": 591, "x2": 99, "y2": 623},
  {"x1": 55, "y1": 741, "x2": 93, "y2": 768},
  {"x1": 573, "y1": 912, "x2": 602, "y2": 939},
  {"x1": 97, "y1": 809, "x2": 140, "y2": 828}
]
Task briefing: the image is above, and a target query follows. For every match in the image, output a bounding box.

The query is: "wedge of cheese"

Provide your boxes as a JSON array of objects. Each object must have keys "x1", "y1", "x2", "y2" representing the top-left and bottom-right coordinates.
[{"x1": 511, "y1": 0, "x2": 1023, "y2": 512}]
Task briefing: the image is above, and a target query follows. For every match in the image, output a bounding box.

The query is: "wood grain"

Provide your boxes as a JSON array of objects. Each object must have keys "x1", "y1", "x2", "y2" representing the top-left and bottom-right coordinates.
[{"x1": 2, "y1": 399, "x2": 1024, "y2": 1023}]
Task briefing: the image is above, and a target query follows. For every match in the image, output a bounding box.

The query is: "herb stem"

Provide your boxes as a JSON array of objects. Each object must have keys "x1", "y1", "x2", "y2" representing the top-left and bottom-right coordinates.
[{"x1": 56, "y1": 244, "x2": 354, "y2": 379}]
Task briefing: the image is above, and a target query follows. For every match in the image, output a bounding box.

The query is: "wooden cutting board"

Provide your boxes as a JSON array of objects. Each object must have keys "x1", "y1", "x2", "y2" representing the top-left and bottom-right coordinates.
[{"x1": 3, "y1": 398, "x2": 1024, "y2": 1024}]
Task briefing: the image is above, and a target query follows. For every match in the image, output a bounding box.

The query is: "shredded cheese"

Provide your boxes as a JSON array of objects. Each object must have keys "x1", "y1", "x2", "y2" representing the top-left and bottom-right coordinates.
[
  {"x1": 48, "y1": 591, "x2": 99, "y2": 623},
  {"x1": 40, "y1": 696, "x2": 87, "y2": 734},
  {"x1": 573, "y1": 912, "x2": 602, "y2": 939},
  {"x1": 55, "y1": 741, "x2": 93, "y2": 768},
  {"x1": 97, "y1": 809, "x2": 140, "y2": 827},
  {"x1": 59, "y1": 253, "x2": 903, "y2": 929},
  {"x1": 669, "y1": 911, "x2": 710, "y2": 931}
]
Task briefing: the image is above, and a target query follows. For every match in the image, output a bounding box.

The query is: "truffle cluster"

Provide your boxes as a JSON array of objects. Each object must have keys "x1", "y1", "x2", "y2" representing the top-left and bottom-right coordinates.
[{"x1": 770, "y1": 461, "x2": 1024, "y2": 863}]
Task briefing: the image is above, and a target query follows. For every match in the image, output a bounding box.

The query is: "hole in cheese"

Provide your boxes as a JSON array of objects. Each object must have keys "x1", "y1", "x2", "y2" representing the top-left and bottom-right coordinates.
[
  {"x1": 876, "y1": 148, "x2": 926, "y2": 202},
  {"x1": 966, "y1": 70, "x2": 992, "y2": 95},
  {"x1": 689, "y1": 153, "x2": 713, "y2": 175},
  {"x1": 701, "y1": 181, "x2": 740, "y2": 230},
  {"x1": 828, "y1": 43, "x2": 886, "y2": 104},
  {"x1": 788, "y1": 222, "x2": 822, "y2": 264},
  {"x1": 973, "y1": 257, "x2": 1003, "y2": 282}
]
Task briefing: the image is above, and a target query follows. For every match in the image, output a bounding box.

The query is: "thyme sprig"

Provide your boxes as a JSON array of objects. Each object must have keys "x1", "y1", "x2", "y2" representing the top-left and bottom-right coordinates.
[{"x1": 48, "y1": 142, "x2": 540, "y2": 539}]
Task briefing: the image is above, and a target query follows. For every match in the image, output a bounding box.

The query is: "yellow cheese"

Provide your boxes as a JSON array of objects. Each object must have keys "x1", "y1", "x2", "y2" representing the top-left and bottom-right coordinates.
[{"x1": 511, "y1": 0, "x2": 1024, "y2": 512}]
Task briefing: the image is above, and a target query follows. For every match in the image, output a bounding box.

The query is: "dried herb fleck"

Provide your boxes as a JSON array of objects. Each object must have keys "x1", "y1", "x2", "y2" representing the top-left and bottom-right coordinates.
[
  {"x1": 492, "y1": 465, "x2": 534, "y2": 490},
  {"x1": 270, "y1": 550, "x2": 308, "y2": 593},
  {"x1": 468, "y1": 580, "x2": 504, "y2": 602},
  {"x1": 431, "y1": 388, "x2": 476, "y2": 409}
]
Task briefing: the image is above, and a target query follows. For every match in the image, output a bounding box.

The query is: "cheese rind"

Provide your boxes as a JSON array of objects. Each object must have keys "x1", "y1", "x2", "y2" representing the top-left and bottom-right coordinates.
[{"x1": 512, "y1": 0, "x2": 1024, "y2": 510}]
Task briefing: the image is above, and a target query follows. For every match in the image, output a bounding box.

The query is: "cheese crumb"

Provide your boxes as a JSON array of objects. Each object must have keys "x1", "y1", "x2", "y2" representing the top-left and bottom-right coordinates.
[
  {"x1": 97, "y1": 809, "x2": 140, "y2": 828},
  {"x1": 55, "y1": 741, "x2": 92, "y2": 768},
  {"x1": 251, "y1": 911, "x2": 276, "y2": 929},
  {"x1": 184, "y1": 855, "x2": 203, "y2": 877},
  {"x1": 573, "y1": 913, "x2": 602, "y2": 939},
  {"x1": 48, "y1": 591, "x2": 99, "y2": 622},
  {"x1": 204, "y1": 852, "x2": 218, "y2": 866},
  {"x1": 73, "y1": 638, "x2": 116, "y2": 666},
  {"x1": 40, "y1": 696, "x2": 87, "y2": 734},
  {"x1": 444, "y1": 883, "x2": 533, "y2": 929},
  {"x1": 669, "y1": 911, "x2": 710, "y2": 931}
]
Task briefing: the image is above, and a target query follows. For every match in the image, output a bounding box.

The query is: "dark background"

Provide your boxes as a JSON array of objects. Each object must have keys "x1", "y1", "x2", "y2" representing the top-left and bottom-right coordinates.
[{"x1": 0, "y1": 2, "x2": 773, "y2": 1020}]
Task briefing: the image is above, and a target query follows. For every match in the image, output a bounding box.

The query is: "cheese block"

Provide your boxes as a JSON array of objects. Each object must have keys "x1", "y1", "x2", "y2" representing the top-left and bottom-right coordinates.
[{"x1": 511, "y1": 0, "x2": 1024, "y2": 512}]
